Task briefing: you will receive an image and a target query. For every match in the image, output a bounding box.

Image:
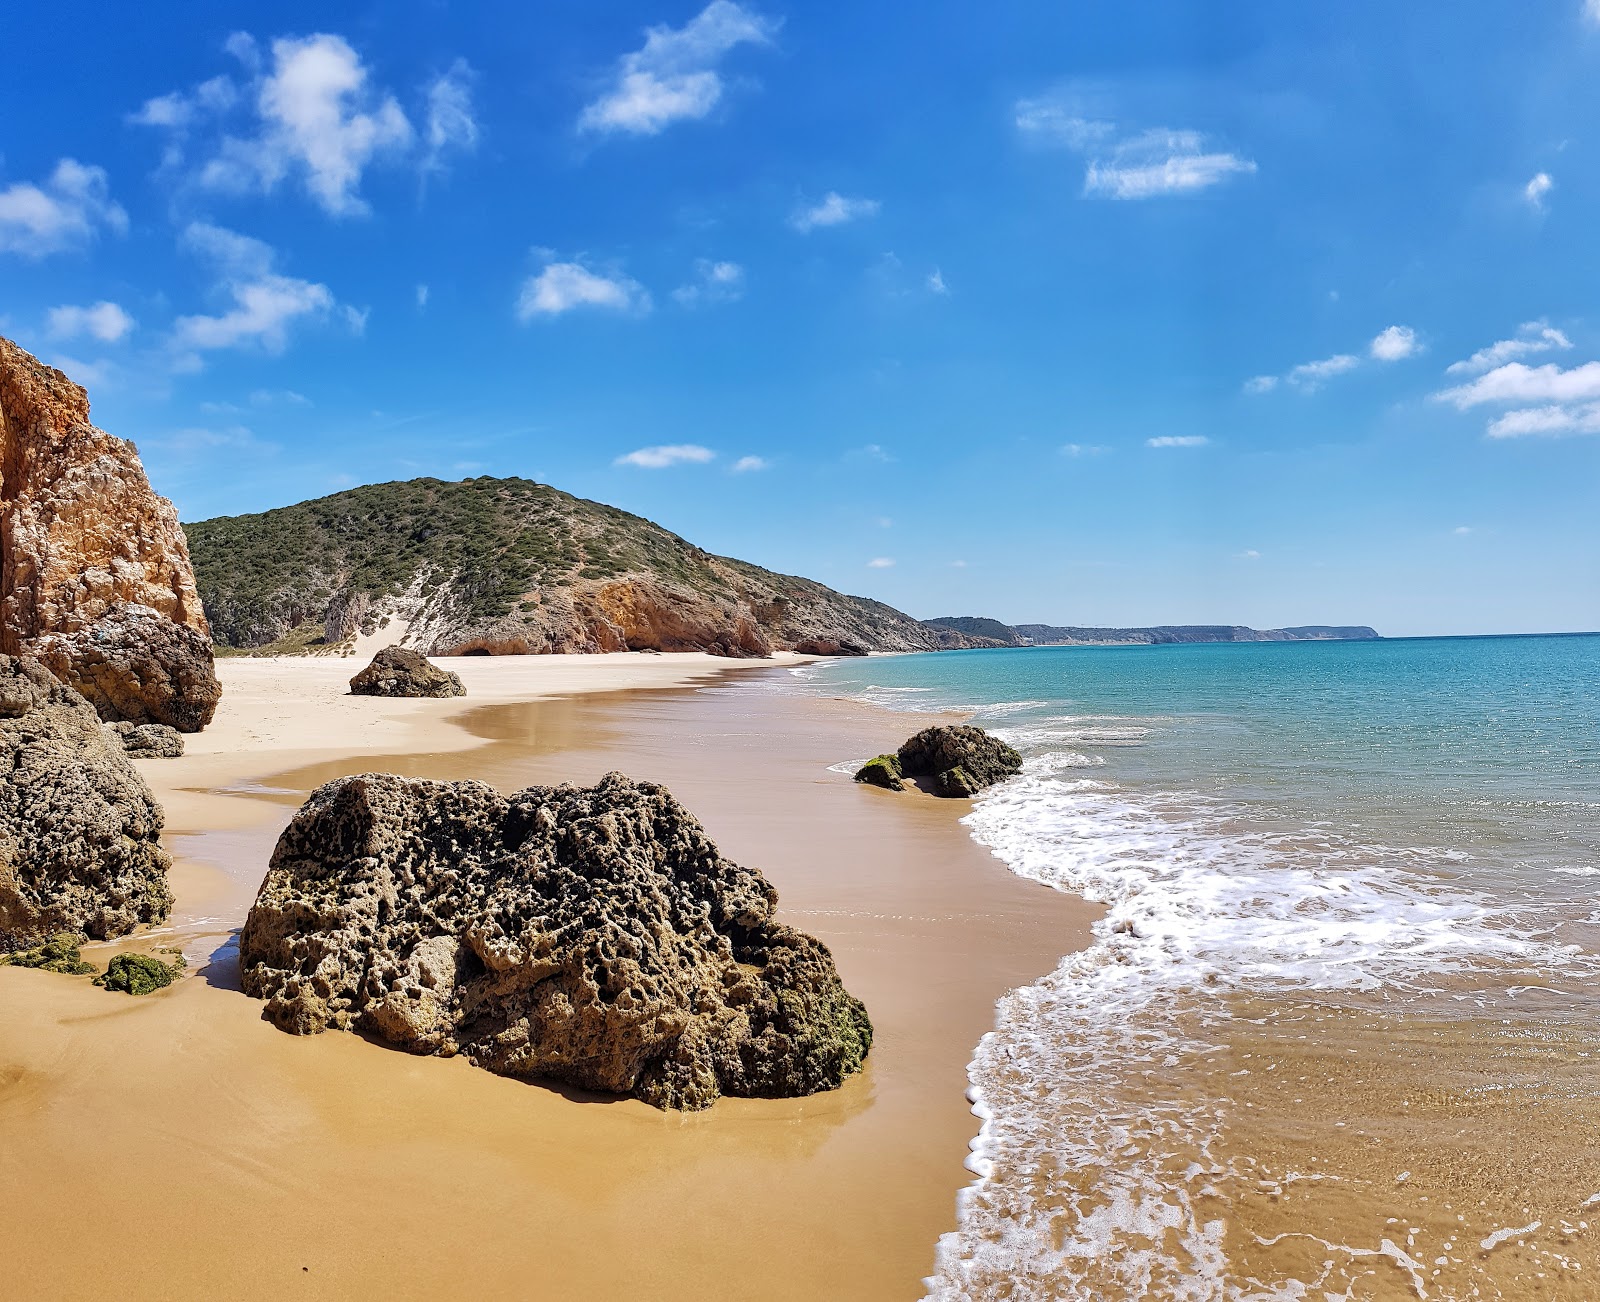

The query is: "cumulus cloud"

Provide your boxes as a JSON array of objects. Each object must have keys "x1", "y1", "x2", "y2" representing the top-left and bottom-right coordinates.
[
  {"x1": 866, "y1": 557, "x2": 895, "y2": 568},
  {"x1": 673, "y1": 258, "x2": 745, "y2": 306},
  {"x1": 517, "y1": 260, "x2": 651, "y2": 319},
  {"x1": 0, "y1": 160, "x2": 128, "y2": 258},
  {"x1": 1446, "y1": 321, "x2": 1572, "y2": 375},
  {"x1": 579, "y1": 1, "x2": 777, "y2": 137},
  {"x1": 47, "y1": 301, "x2": 135, "y2": 343},
  {"x1": 131, "y1": 32, "x2": 476, "y2": 216},
  {"x1": 171, "y1": 221, "x2": 339, "y2": 361},
  {"x1": 1434, "y1": 355, "x2": 1600, "y2": 439},
  {"x1": 731, "y1": 455, "x2": 768, "y2": 472},
  {"x1": 1485, "y1": 402, "x2": 1600, "y2": 439},
  {"x1": 1147, "y1": 435, "x2": 1209, "y2": 448},
  {"x1": 614, "y1": 444, "x2": 716, "y2": 468},
  {"x1": 790, "y1": 191, "x2": 880, "y2": 232},
  {"x1": 1017, "y1": 95, "x2": 1255, "y2": 199},
  {"x1": 1524, "y1": 171, "x2": 1554, "y2": 212},
  {"x1": 1370, "y1": 325, "x2": 1419, "y2": 361}
]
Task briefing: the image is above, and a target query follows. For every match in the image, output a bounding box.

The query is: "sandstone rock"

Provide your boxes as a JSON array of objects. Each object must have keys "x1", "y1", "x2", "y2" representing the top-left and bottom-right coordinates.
[
  {"x1": 896, "y1": 725, "x2": 1022, "y2": 799},
  {"x1": 853, "y1": 754, "x2": 905, "y2": 791},
  {"x1": 794, "y1": 637, "x2": 869, "y2": 657},
  {"x1": 106, "y1": 719, "x2": 185, "y2": 758},
  {"x1": 348, "y1": 646, "x2": 466, "y2": 698},
  {"x1": 240, "y1": 771, "x2": 872, "y2": 1110},
  {"x1": 0, "y1": 654, "x2": 172, "y2": 943},
  {"x1": 0, "y1": 337, "x2": 220, "y2": 730}
]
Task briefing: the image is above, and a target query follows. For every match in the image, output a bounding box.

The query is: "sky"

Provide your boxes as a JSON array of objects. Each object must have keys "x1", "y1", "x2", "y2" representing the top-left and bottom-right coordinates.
[{"x1": 3, "y1": 1, "x2": 1598, "y2": 637}]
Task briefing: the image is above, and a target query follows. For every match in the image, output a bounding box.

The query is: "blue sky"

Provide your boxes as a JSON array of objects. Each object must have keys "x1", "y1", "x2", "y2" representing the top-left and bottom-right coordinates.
[{"x1": 3, "y1": 1, "x2": 1598, "y2": 636}]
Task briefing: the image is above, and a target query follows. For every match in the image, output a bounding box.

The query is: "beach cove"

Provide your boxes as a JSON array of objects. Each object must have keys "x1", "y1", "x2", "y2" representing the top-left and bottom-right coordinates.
[{"x1": 0, "y1": 651, "x2": 1097, "y2": 1301}]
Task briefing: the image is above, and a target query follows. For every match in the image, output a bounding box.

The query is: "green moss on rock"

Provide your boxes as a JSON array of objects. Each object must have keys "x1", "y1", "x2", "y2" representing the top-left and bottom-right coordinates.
[
  {"x1": 0, "y1": 931, "x2": 96, "y2": 975},
  {"x1": 853, "y1": 755, "x2": 905, "y2": 790},
  {"x1": 933, "y1": 766, "x2": 980, "y2": 798},
  {"x1": 95, "y1": 951, "x2": 185, "y2": 995}
]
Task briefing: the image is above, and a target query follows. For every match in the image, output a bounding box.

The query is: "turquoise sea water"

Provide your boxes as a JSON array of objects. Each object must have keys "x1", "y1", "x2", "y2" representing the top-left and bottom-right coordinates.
[{"x1": 793, "y1": 634, "x2": 1600, "y2": 1298}]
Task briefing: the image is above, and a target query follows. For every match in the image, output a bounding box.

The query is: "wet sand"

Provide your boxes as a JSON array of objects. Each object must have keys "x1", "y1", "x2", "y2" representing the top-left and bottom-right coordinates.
[{"x1": 0, "y1": 660, "x2": 1097, "y2": 1301}]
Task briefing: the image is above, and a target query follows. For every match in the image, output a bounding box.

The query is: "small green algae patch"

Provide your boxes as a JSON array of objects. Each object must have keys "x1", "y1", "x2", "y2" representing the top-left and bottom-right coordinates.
[
  {"x1": 95, "y1": 951, "x2": 186, "y2": 996},
  {"x1": 0, "y1": 931, "x2": 96, "y2": 975}
]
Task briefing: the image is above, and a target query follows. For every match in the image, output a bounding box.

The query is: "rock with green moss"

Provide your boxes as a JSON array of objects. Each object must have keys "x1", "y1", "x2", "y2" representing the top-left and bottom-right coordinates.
[
  {"x1": 897, "y1": 724, "x2": 1023, "y2": 799},
  {"x1": 0, "y1": 930, "x2": 96, "y2": 975},
  {"x1": 95, "y1": 950, "x2": 185, "y2": 995},
  {"x1": 853, "y1": 754, "x2": 905, "y2": 790},
  {"x1": 932, "y1": 765, "x2": 981, "y2": 798}
]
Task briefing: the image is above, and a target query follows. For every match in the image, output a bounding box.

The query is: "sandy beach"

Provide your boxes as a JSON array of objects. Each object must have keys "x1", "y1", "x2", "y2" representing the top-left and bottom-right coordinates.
[{"x1": 0, "y1": 652, "x2": 1097, "y2": 1301}]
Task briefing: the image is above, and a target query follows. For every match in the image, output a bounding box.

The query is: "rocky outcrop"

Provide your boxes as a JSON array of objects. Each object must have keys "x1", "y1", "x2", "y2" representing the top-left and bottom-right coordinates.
[
  {"x1": 0, "y1": 338, "x2": 220, "y2": 730},
  {"x1": 0, "y1": 654, "x2": 172, "y2": 943},
  {"x1": 348, "y1": 646, "x2": 466, "y2": 698},
  {"x1": 793, "y1": 637, "x2": 868, "y2": 657},
  {"x1": 853, "y1": 754, "x2": 905, "y2": 790},
  {"x1": 106, "y1": 719, "x2": 185, "y2": 758},
  {"x1": 240, "y1": 771, "x2": 872, "y2": 1110},
  {"x1": 893, "y1": 725, "x2": 1022, "y2": 799}
]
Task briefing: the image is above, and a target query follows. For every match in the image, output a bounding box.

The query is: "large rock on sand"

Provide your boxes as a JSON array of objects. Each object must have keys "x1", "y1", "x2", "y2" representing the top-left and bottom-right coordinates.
[
  {"x1": 240, "y1": 771, "x2": 872, "y2": 1110},
  {"x1": 896, "y1": 725, "x2": 1022, "y2": 798},
  {"x1": 348, "y1": 645, "x2": 466, "y2": 698},
  {"x1": 0, "y1": 654, "x2": 172, "y2": 944},
  {"x1": 0, "y1": 337, "x2": 220, "y2": 731}
]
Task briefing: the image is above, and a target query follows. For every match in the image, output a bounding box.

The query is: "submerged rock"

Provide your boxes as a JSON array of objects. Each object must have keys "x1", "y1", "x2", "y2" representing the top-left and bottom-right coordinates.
[
  {"x1": 106, "y1": 719, "x2": 185, "y2": 758},
  {"x1": 239, "y1": 771, "x2": 872, "y2": 1110},
  {"x1": 348, "y1": 646, "x2": 466, "y2": 698},
  {"x1": 853, "y1": 754, "x2": 905, "y2": 791},
  {"x1": 0, "y1": 655, "x2": 172, "y2": 942},
  {"x1": 0, "y1": 337, "x2": 220, "y2": 731},
  {"x1": 896, "y1": 725, "x2": 1022, "y2": 799}
]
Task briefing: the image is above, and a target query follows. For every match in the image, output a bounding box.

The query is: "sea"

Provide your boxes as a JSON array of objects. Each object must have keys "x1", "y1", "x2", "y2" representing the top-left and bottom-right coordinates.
[{"x1": 791, "y1": 634, "x2": 1600, "y2": 1301}]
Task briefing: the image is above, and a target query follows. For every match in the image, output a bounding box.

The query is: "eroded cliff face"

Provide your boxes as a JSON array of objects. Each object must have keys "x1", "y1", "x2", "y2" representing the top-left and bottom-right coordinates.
[{"x1": 0, "y1": 338, "x2": 220, "y2": 729}]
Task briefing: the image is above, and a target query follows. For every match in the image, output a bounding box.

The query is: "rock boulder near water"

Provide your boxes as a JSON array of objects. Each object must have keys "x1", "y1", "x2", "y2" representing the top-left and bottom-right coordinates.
[
  {"x1": 0, "y1": 654, "x2": 172, "y2": 944},
  {"x1": 853, "y1": 725, "x2": 1022, "y2": 799},
  {"x1": 239, "y1": 771, "x2": 872, "y2": 1110},
  {"x1": 348, "y1": 646, "x2": 467, "y2": 698},
  {"x1": 0, "y1": 337, "x2": 220, "y2": 731}
]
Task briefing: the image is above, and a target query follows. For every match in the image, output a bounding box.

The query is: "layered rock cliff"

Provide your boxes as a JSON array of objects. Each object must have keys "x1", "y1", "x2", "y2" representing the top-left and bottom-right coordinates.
[
  {"x1": 0, "y1": 338, "x2": 220, "y2": 729},
  {"x1": 185, "y1": 476, "x2": 944, "y2": 658},
  {"x1": 240, "y1": 771, "x2": 873, "y2": 1109}
]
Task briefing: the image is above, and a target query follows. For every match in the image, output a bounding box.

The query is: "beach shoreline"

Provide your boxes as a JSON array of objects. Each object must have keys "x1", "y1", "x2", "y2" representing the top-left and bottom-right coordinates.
[{"x1": 0, "y1": 651, "x2": 1099, "y2": 1301}]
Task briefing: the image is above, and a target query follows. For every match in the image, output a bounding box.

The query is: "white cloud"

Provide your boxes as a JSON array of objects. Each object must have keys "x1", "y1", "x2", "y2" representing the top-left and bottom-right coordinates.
[
  {"x1": 1017, "y1": 97, "x2": 1255, "y2": 199},
  {"x1": 1238, "y1": 549, "x2": 1262, "y2": 559},
  {"x1": 1446, "y1": 321, "x2": 1572, "y2": 375},
  {"x1": 1147, "y1": 435, "x2": 1209, "y2": 448},
  {"x1": 341, "y1": 303, "x2": 370, "y2": 335},
  {"x1": 849, "y1": 443, "x2": 894, "y2": 463},
  {"x1": 866, "y1": 557, "x2": 895, "y2": 568},
  {"x1": 131, "y1": 32, "x2": 475, "y2": 217},
  {"x1": 579, "y1": 1, "x2": 778, "y2": 137},
  {"x1": 416, "y1": 283, "x2": 429, "y2": 308},
  {"x1": 731, "y1": 455, "x2": 768, "y2": 472},
  {"x1": 1524, "y1": 171, "x2": 1554, "y2": 212},
  {"x1": 949, "y1": 559, "x2": 968, "y2": 569},
  {"x1": 614, "y1": 444, "x2": 716, "y2": 468},
  {"x1": 673, "y1": 258, "x2": 745, "y2": 306},
  {"x1": 1370, "y1": 325, "x2": 1419, "y2": 361},
  {"x1": 423, "y1": 59, "x2": 479, "y2": 172},
  {"x1": 1586, "y1": 0, "x2": 1600, "y2": 26},
  {"x1": 517, "y1": 261, "x2": 651, "y2": 319},
  {"x1": 47, "y1": 301, "x2": 135, "y2": 343},
  {"x1": 1453, "y1": 526, "x2": 1473, "y2": 535},
  {"x1": 1243, "y1": 375, "x2": 1278, "y2": 395},
  {"x1": 171, "y1": 221, "x2": 336, "y2": 358},
  {"x1": 1435, "y1": 360, "x2": 1600, "y2": 409},
  {"x1": 790, "y1": 191, "x2": 880, "y2": 232},
  {"x1": 0, "y1": 160, "x2": 128, "y2": 258},
  {"x1": 1485, "y1": 402, "x2": 1600, "y2": 439},
  {"x1": 927, "y1": 268, "x2": 949, "y2": 295},
  {"x1": 1286, "y1": 353, "x2": 1360, "y2": 390},
  {"x1": 1060, "y1": 442, "x2": 1108, "y2": 456}
]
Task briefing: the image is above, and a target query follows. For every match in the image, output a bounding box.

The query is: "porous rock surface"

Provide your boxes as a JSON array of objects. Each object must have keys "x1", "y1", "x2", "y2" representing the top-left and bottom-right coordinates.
[
  {"x1": 0, "y1": 654, "x2": 172, "y2": 943},
  {"x1": 0, "y1": 337, "x2": 220, "y2": 731},
  {"x1": 239, "y1": 771, "x2": 872, "y2": 1110},
  {"x1": 895, "y1": 725, "x2": 1023, "y2": 798},
  {"x1": 106, "y1": 719, "x2": 185, "y2": 758},
  {"x1": 348, "y1": 646, "x2": 466, "y2": 698}
]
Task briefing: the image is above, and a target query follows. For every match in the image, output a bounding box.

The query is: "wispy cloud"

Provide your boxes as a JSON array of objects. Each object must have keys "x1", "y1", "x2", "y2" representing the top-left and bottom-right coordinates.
[
  {"x1": 614, "y1": 444, "x2": 716, "y2": 468},
  {"x1": 415, "y1": 283, "x2": 430, "y2": 308},
  {"x1": 1453, "y1": 525, "x2": 1473, "y2": 535},
  {"x1": 1147, "y1": 435, "x2": 1209, "y2": 448},
  {"x1": 1370, "y1": 325, "x2": 1419, "y2": 361},
  {"x1": 1237, "y1": 548, "x2": 1262, "y2": 559},
  {"x1": 579, "y1": 2, "x2": 777, "y2": 137},
  {"x1": 1287, "y1": 354, "x2": 1360, "y2": 389},
  {"x1": 1249, "y1": 330, "x2": 1414, "y2": 394},
  {"x1": 1061, "y1": 442, "x2": 1109, "y2": 456},
  {"x1": 790, "y1": 191, "x2": 880, "y2": 232},
  {"x1": 927, "y1": 268, "x2": 948, "y2": 295},
  {"x1": 730, "y1": 455, "x2": 768, "y2": 472},
  {"x1": 1017, "y1": 95, "x2": 1255, "y2": 199},
  {"x1": 1434, "y1": 355, "x2": 1600, "y2": 439},
  {"x1": 0, "y1": 159, "x2": 128, "y2": 257},
  {"x1": 1524, "y1": 171, "x2": 1554, "y2": 212},
  {"x1": 673, "y1": 258, "x2": 745, "y2": 306},
  {"x1": 130, "y1": 32, "x2": 476, "y2": 217},
  {"x1": 866, "y1": 557, "x2": 895, "y2": 568},
  {"x1": 517, "y1": 259, "x2": 651, "y2": 319},
  {"x1": 47, "y1": 301, "x2": 135, "y2": 343},
  {"x1": 1446, "y1": 321, "x2": 1572, "y2": 375}
]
